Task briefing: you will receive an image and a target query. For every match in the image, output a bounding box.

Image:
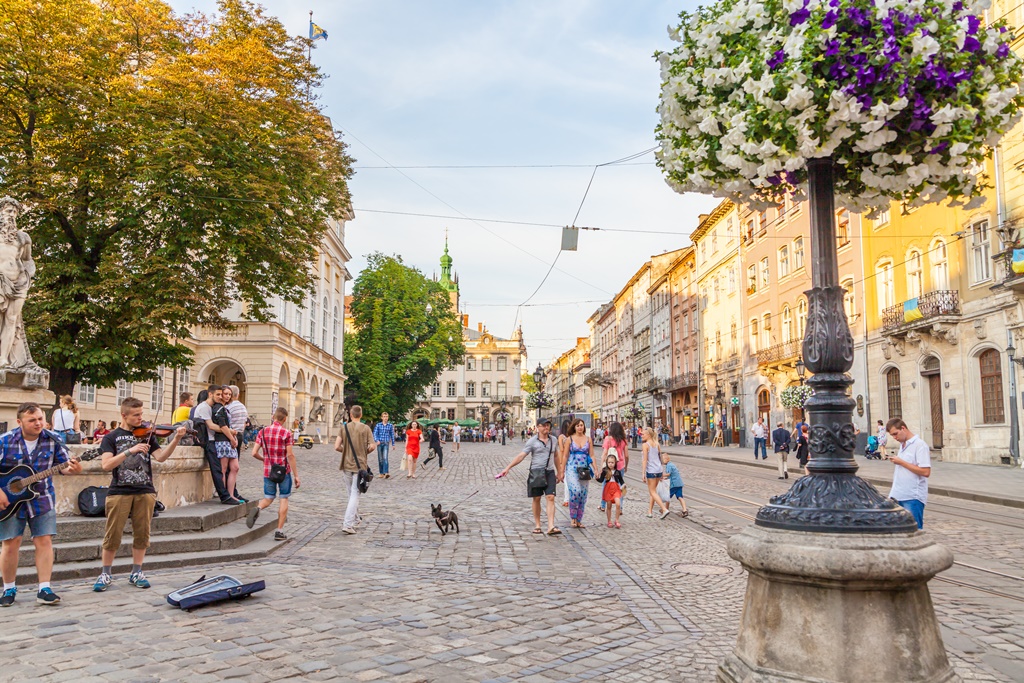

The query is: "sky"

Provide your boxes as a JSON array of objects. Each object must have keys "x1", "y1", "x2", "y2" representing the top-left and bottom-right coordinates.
[{"x1": 168, "y1": 0, "x2": 719, "y2": 367}]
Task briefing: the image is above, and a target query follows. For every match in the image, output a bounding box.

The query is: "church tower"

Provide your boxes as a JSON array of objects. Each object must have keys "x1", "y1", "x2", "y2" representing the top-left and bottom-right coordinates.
[{"x1": 438, "y1": 233, "x2": 459, "y2": 311}]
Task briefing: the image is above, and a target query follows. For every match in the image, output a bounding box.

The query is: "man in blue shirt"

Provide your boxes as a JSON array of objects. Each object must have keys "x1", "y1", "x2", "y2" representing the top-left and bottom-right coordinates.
[
  {"x1": 772, "y1": 422, "x2": 791, "y2": 479},
  {"x1": 372, "y1": 413, "x2": 396, "y2": 479},
  {"x1": 0, "y1": 402, "x2": 82, "y2": 606}
]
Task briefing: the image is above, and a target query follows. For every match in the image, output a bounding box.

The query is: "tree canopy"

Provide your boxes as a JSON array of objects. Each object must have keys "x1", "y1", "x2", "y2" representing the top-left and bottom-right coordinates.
[
  {"x1": 0, "y1": 0, "x2": 353, "y2": 396},
  {"x1": 344, "y1": 253, "x2": 465, "y2": 421}
]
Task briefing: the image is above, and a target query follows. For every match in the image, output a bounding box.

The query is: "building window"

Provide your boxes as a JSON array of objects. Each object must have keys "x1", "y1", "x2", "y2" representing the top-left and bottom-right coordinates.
[
  {"x1": 446, "y1": 381, "x2": 457, "y2": 397},
  {"x1": 886, "y1": 368, "x2": 902, "y2": 419},
  {"x1": 797, "y1": 298, "x2": 807, "y2": 338},
  {"x1": 296, "y1": 309, "x2": 302, "y2": 338},
  {"x1": 150, "y1": 367, "x2": 165, "y2": 410},
  {"x1": 467, "y1": 357, "x2": 476, "y2": 371},
  {"x1": 447, "y1": 408, "x2": 455, "y2": 420},
  {"x1": 683, "y1": 312, "x2": 689, "y2": 337},
  {"x1": 761, "y1": 313, "x2": 771, "y2": 349},
  {"x1": 332, "y1": 306, "x2": 340, "y2": 356},
  {"x1": 980, "y1": 349, "x2": 1005, "y2": 423},
  {"x1": 875, "y1": 207, "x2": 891, "y2": 227},
  {"x1": 877, "y1": 260, "x2": 895, "y2": 308},
  {"x1": 728, "y1": 266, "x2": 736, "y2": 293},
  {"x1": 178, "y1": 368, "x2": 190, "y2": 399},
  {"x1": 906, "y1": 250, "x2": 923, "y2": 299},
  {"x1": 760, "y1": 257, "x2": 770, "y2": 289},
  {"x1": 744, "y1": 218, "x2": 755, "y2": 242},
  {"x1": 757, "y1": 209, "x2": 768, "y2": 233},
  {"x1": 781, "y1": 305, "x2": 792, "y2": 342},
  {"x1": 750, "y1": 318, "x2": 759, "y2": 353},
  {"x1": 497, "y1": 356, "x2": 507, "y2": 371},
  {"x1": 836, "y1": 209, "x2": 850, "y2": 248},
  {"x1": 730, "y1": 321, "x2": 737, "y2": 354},
  {"x1": 746, "y1": 265, "x2": 757, "y2": 293},
  {"x1": 497, "y1": 380, "x2": 507, "y2": 397},
  {"x1": 310, "y1": 298, "x2": 318, "y2": 344},
  {"x1": 835, "y1": 280, "x2": 853, "y2": 325},
  {"x1": 793, "y1": 237, "x2": 805, "y2": 270},
  {"x1": 117, "y1": 379, "x2": 130, "y2": 402},
  {"x1": 431, "y1": 382, "x2": 441, "y2": 397},
  {"x1": 931, "y1": 239, "x2": 949, "y2": 290},
  {"x1": 715, "y1": 330, "x2": 721, "y2": 359},
  {"x1": 322, "y1": 297, "x2": 330, "y2": 349},
  {"x1": 467, "y1": 381, "x2": 476, "y2": 397},
  {"x1": 713, "y1": 276, "x2": 721, "y2": 302},
  {"x1": 778, "y1": 246, "x2": 790, "y2": 278},
  {"x1": 482, "y1": 381, "x2": 491, "y2": 397},
  {"x1": 77, "y1": 383, "x2": 96, "y2": 405},
  {"x1": 757, "y1": 389, "x2": 771, "y2": 419},
  {"x1": 711, "y1": 228, "x2": 718, "y2": 253},
  {"x1": 970, "y1": 219, "x2": 991, "y2": 283},
  {"x1": 482, "y1": 357, "x2": 492, "y2": 371},
  {"x1": 700, "y1": 242, "x2": 706, "y2": 263}
]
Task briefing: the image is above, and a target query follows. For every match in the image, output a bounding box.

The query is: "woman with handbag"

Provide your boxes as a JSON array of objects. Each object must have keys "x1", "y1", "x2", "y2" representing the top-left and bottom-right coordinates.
[
  {"x1": 53, "y1": 395, "x2": 81, "y2": 444},
  {"x1": 641, "y1": 427, "x2": 671, "y2": 520},
  {"x1": 562, "y1": 418, "x2": 593, "y2": 528}
]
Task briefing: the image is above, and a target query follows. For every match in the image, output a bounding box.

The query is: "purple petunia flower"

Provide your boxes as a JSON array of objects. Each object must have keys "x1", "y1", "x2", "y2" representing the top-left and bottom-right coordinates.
[
  {"x1": 824, "y1": 39, "x2": 841, "y2": 57},
  {"x1": 790, "y1": 7, "x2": 810, "y2": 25},
  {"x1": 822, "y1": 10, "x2": 839, "y2": 29},
  {"x1": 966, "y1": 15, "x2": 980, "y2": 35},
  {"x1": 952, "y1": 0, "x2": 963, "y2": 11},
  {"x1": 964, "y1": 35, "x2": 981, "y2": 52},
  {"x1": 997, "y1": 42, "x2": 1010, "y2": 59},
  {"x1": 767, "y1": 49, "x2": 787, "y2": 70},
  {"x1": 929, "y1": 141, "x2": 950, "y2": 155},
  {"x1": 766, "y1": 174, "x2": 783, "y2": 186}
]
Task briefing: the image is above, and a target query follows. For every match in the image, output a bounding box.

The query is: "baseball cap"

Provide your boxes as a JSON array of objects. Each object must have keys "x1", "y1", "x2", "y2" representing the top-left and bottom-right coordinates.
[{"x1": 537, "y1": 417, "x2": 552, "y2": 426}]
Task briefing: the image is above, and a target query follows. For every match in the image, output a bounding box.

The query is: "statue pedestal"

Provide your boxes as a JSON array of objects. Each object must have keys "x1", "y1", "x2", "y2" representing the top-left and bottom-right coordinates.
[
  {"x1": 0, "y1": 384, "x2": 53, "y2": 431},
  {"x1": 718, "y1": 525, "x2": 957, "y2": 683}
]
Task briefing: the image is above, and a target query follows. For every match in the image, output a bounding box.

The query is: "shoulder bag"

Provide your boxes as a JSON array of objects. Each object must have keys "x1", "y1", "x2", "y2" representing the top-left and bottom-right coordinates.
[
  {"x1": 527, "y1": 438, "x2": 554, "y2": 492},
  {"x1": 576, "y1": 442, "x2": 593, "y2": 480},
  {"x1": 260, "y1": 430, "x2": 288, "y2": 484},
  {"x1": 344, "y1": 423, "x2": 373, "y2": 493}
]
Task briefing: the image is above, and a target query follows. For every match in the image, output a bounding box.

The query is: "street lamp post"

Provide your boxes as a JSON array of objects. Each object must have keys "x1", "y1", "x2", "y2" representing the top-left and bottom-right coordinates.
[
  {"x1": 500, "y1": 400, "x2": 507, "y2": 446},
  {"x1": 1006, "y1": 343, "x2": 1022, "y2": 466},
  {"x1": 533, "y1": 363, "x2": 545, "y2": 420},
  {"x1": 796, "y1": 357, "x2": 807, "y2": 423}
]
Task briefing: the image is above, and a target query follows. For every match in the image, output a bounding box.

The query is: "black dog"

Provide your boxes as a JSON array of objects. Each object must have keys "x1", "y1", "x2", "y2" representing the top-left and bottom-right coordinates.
[{"x1": 431, "y1": 503, "x2": 459, "y2": 535}]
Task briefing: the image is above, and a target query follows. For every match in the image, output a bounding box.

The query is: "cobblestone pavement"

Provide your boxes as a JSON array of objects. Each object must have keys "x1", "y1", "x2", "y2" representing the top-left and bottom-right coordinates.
[{"x1": 3, "y1": 440, "x2": 1021, "y2": 682}]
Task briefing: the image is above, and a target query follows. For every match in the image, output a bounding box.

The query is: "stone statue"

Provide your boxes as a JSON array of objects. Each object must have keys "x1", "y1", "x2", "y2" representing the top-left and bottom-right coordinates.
[{"x1": 0, "y1": 197, "x2": 47, "y2": 388}]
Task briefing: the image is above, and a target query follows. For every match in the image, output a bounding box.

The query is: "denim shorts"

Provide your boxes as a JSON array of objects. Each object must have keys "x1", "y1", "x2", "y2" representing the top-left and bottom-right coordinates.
[
  {"x1": 646, "y1": 472, "x2": 663, "y2": 479},
  {"x1": 0, "y1": 508, "x2": 57, "y2": 541},
  {"x1": 216, "y1": 441, "x2": 238, "y2": 459},
  {"x1": 263, "y1": 474, "x2": 293, "y2": 499},
  {"x1": 897, "y1": 498, "x2": 925, "y2": 529},
  {"x1": 669, "y1": 486, "x2": 684, "y2": 499}
]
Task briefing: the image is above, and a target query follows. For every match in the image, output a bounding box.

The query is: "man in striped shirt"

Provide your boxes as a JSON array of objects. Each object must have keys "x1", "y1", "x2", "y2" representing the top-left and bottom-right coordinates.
[{"x1": 373, "y1": 413, "x2": 396, "y2": 479}]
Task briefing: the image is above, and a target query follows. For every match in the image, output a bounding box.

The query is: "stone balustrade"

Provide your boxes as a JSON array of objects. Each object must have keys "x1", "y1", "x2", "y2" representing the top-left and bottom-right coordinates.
[{"x1": 53, "y1": 444, "x2": 213, "y2": 516}]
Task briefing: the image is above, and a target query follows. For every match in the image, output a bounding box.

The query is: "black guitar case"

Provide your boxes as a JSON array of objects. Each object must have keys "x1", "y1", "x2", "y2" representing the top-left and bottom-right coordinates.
[{"x1": 166, "y1": 574, "x2": 266, "y2": 611}]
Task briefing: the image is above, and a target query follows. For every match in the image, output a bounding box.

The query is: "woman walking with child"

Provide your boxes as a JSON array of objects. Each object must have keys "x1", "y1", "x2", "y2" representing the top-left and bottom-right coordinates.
[
  {"x1": 562, "y1": 418, "x2": 594, "y2": 528},
  {"x1": 641, "y1": 427, "x2": 671, "y2": 519}
]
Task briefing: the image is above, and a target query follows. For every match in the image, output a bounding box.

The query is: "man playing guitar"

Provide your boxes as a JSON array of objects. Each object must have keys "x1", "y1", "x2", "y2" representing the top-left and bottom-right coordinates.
[{"x1": 0, "y1": 402, "x2": 82, "y2": 606}]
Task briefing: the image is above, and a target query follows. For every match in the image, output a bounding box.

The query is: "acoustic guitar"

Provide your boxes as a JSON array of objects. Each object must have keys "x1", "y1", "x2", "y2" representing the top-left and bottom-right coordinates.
[{"x1": 0, "y1": 448, "x2": 100, "y2": 522}]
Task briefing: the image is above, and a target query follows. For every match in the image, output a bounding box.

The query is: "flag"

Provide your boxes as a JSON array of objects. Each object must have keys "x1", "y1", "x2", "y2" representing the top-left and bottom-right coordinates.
[
  {"x1": 1013, "y1": 248, "x2": 1024, "y2": 275},
  {"x1": 310, "y1": 21, "x2": 328, "y2": 41},
  {"x1": 903, "y1": 298, "x2": 923, "y2": 323}
]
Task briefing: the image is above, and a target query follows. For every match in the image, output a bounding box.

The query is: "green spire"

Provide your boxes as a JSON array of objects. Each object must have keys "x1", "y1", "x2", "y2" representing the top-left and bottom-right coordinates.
[{"x1": 439, "y1": 232, "x2": 457, "y2": 293}]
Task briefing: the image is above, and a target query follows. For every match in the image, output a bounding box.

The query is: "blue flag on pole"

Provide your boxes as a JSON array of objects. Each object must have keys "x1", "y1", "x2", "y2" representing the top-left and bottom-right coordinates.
[{"x1": 310, "y1": 21, "x2": 328, "y2": 41}]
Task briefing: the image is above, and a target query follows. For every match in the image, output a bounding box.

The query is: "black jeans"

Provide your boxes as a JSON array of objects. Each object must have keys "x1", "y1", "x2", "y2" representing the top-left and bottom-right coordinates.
[{"x1": 204, "y1": 441, "x2": 240, "y2": 502}]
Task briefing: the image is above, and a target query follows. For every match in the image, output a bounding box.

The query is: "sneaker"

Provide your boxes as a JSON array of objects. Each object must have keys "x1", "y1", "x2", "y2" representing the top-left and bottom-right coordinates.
[
  {"x1": 660, "y1": 509, "x2": 671, "y2": 520},
  {"x1": 128, "y1": 572, "x2": 151, "y2": 589},
  {"x1": 646, "y1": 513, "x2": 653, "y2": 518},
  {"x1": 0, "y1": 587, "x2": 15, "y2": 607},
  {"x1": 274, "y1": 530, "x2": 287, "y2": 540},
  {"x1": 36, "y1": 587, "x2": 60, "y2": 606},
  {"x1": 342, "y1": 527, "x2": 356, "y2": 535},
  {"x1": 92, "y1": 573, "x2": 112, "y2": 592},
  {"x1": 246, "y1": 505, "x2": 261, "y2": 529}
]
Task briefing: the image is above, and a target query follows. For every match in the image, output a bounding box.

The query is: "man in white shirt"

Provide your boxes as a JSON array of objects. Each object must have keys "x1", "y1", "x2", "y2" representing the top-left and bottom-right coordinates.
[
  {"x1": 886, "y1": 418, "x2": 931, "y2": 529},
  {"x1": 452, "y1": 423, "x2": 461, "y2": 453},
  {"x1": 750, "y1": 418, "x2": 768, "y2": 460}
]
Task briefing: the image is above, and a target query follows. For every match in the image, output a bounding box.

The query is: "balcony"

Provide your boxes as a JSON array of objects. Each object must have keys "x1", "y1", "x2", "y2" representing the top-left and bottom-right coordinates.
[
  {"x1": 668, "y1": 372, "x2": 698, "y2": 391},
  {"x1": 756, "y1": 339, "x2": 801, "y2": 369},
  {"x1": 881, "y1": 290, "x2": 961, "y2": 341},
  {"x1": 995, "y1": 249, "x2": 1024, "y2": 292}
]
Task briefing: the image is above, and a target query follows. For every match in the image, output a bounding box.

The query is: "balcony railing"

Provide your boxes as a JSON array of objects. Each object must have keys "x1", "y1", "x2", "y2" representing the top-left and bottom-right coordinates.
[
  {"x1": 668, "y1": 372, "x2": 698, "y2": 390},
  {"x1": 881, "y1": 290, "x2": 960, "y2": 333},
  {"x1": 756, "y1": 339, "x2": 801, "y2": 367}
]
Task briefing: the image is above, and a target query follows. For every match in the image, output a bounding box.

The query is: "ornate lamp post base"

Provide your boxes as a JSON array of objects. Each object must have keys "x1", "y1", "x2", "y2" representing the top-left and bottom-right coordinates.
[{"x1": 718, "y1": 526, "x2": 955, "y2": 683}]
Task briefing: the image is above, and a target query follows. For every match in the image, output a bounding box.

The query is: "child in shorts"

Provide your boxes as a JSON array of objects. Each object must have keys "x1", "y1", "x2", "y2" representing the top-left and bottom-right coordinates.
[
  {"x1": 597, "y1": 453, "x2": 624, "y2": 528},
  {"x1": 661, "y1": 453, "x2": 688, "y2": 517}
]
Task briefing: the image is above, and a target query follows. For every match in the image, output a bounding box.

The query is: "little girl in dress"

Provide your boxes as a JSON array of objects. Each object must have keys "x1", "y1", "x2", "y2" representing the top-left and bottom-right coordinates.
[{"x1": 596, "y1": 453, "x2": 625, "y2": 528}]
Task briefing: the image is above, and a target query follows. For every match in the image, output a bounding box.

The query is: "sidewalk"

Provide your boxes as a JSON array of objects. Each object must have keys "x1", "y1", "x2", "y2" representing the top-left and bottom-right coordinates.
[{"x1": 664, "y1": 443, "x2": 1024, "y2": 509}]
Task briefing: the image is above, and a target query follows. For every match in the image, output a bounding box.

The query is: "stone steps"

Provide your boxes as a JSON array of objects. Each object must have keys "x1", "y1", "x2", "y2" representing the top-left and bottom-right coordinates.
[{"x1": 54, "y1": 499, "x2": 252, "y2": 542}]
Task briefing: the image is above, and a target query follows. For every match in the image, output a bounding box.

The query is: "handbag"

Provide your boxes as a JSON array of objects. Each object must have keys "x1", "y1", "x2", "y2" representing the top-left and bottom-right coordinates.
[
  {"x1": 258, "y1": 432, "x2": 288, "y2": 483},
  {"x1": 64, "y1": 431, "x2": 82, "y2": 445},
  {"x1": 576, "y1": 466, "x2": 592, "y2": 481},
  {"x1": 344, "y1": 424, "x2": 373, "y2": 493}
]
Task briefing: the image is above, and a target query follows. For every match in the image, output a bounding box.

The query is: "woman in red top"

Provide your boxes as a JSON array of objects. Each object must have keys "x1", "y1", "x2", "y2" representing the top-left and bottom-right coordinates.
[{"x1": 405, "y1": 421, "x2": 423, "y2": 479}]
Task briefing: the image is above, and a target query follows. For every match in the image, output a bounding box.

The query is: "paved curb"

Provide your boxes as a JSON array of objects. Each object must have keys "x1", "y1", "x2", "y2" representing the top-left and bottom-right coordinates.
[{"x1": 665, "y1": 447, "x2": 1024, "y2": 510}]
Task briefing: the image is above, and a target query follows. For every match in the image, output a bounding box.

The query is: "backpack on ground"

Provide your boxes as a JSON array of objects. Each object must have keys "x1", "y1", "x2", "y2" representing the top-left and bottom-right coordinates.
[{"x1": 78, "y1": 486, "x2": 108, "y2": 517}]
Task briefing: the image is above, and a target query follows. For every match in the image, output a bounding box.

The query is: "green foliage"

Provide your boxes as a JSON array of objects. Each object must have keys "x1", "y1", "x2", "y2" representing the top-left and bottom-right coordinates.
[
  {"x1": 520, "y1": 372, "x2": 538, "y2": 395},
  {"x1": 0, "y1": 0, "x2": 353, "y2": 395},
  {"x1": 344, "y1": 253, "x2": 465, "y2": 421}
]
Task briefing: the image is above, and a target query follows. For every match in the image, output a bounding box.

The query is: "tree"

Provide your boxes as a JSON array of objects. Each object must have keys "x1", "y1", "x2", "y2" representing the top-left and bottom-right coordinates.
[
  {"x1": 0, "y1": 0, "x2": 353, "y2": 398},
  {"x1": 520, "y1": 372, "x2": 538, "y2": 395},
  {"x1": 344, "y1": 253, "x2": 465, "y2": 421}
]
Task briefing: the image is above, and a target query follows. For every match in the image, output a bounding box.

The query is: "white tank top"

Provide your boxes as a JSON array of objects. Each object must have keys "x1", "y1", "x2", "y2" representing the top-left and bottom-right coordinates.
[{"x1": 646, "y1": 445, "x2": 663, "y2": 474}]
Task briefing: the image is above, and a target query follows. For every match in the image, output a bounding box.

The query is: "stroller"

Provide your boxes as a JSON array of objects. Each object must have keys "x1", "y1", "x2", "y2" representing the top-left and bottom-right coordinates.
[{"x1": 865, "y1": 435, "x2": 883, "y2": 460}]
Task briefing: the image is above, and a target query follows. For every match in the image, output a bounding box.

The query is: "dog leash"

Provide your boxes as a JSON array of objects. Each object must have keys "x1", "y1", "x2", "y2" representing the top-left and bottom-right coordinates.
[{"x1": 448, "y1": 490, "x2": 479, "y2": 511}]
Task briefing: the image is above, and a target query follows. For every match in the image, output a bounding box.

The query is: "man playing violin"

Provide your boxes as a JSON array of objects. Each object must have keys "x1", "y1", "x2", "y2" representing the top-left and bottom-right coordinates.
[
  {"x1": 0, "y1": 402, "x2": 82, "y2": 607},
  {"x1": 93, "y1": 397, "x2": 185, "y2": 592}
]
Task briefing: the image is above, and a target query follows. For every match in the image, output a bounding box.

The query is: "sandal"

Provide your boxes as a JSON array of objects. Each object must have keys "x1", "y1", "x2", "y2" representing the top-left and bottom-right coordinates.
[
  {"x1": 607, "y1": 522, "x2": 614, "y2": 528},
  {"x1": 614, "y1": 521, "x2": 621, "y2": 529},
  {"x1": 681, "y1": 511, "x2": 689, "y2": 518},
  {"x1": 532, "y1": 527, "x2": 543, "y2": 534},
  {"x1": 547, "y1": 528, "x2": 562, "y2": 536},
  {"x1": 576, "y1": 523, "x2": 585, "y2": 529}
]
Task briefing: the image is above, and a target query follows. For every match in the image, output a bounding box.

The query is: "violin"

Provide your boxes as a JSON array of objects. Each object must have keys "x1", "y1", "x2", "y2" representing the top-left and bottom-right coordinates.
[{"x1": 130, "y1": 421, "x2": 197, "y2": 439}]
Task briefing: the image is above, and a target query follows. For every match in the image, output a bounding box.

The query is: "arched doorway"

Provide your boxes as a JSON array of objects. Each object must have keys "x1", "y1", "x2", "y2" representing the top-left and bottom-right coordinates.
[
  {"x1": 921, "y1": 356, "x2": 943, "y2": 449},
  {"x1": 202, "y1": 359, "x2": 248, "y2": 404},
  {"x1": 757, "y1": 388, "x2": 771, "y2": 427}
]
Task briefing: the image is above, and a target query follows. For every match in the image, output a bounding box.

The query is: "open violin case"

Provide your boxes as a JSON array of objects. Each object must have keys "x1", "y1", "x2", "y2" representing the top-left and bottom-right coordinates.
[{"x1": 166, "y1": 574, "x2": 266, "y2": 611}]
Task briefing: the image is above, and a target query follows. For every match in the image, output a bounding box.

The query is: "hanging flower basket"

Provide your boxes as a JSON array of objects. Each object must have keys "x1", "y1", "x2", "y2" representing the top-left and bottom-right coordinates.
[
  {"x1": 525, "y1": 391, "x2": 554, "y2": 410},
  {"x1": 655, "y1": 0, "x2": 1024, "y2": 216},
  {"x1": 780, "y1": 385, "x2": 815, "y2": 408},
  {"x1": 622, "y1": 405, "x2": 646, "y2": 422}
]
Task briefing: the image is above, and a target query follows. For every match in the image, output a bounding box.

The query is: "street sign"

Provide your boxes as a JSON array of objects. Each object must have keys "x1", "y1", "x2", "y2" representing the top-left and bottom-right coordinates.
[
  {"x1": 561, "y1": 226, "x2": 579, "y2": 251},
  {"x1": 731, "y1": 396, "x2": 739, "y2": 405}
]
